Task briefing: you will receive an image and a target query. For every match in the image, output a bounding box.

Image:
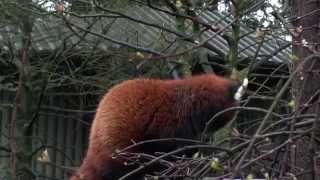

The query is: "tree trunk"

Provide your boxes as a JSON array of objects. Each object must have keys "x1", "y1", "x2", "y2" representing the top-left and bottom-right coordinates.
[
  {"x1": 9, "y1": 0, "x2": 36, "y2": 179},
  {"x1": 292, "y1": 1, "x2": 320, "y2": 179}
]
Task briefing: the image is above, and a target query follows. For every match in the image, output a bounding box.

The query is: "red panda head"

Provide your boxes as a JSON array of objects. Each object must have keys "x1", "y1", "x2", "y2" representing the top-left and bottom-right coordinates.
[
  {"x1": 171, "y1": 74, "x2": 244, "y2": 137},
  {"x1": 186, "y1": 74, "x2": 242, "y2": 106},
  {"x1": 201, "y1": 74, "x2": 241, "y2": 101}
]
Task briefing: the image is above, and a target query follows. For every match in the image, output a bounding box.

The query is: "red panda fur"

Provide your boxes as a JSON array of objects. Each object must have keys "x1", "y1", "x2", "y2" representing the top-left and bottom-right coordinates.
[{"x1": 70, "y1": 74, "x2": 239, "y2": 180}]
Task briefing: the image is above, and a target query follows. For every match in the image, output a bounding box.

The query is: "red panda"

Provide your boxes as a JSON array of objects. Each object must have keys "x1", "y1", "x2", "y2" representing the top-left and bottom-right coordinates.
[{"x1": 70, "y1": 74, "x2": 241, "y2": 180}]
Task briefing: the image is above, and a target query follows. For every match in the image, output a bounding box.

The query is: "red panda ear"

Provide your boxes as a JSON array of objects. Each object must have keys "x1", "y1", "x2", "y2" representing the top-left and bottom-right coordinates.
[
  {"x1": 228, "y1": 83, "x2": 241, "y2": 101},
  {"x1": 233, "y1": 78, "x2": 249, "y2": 101}
]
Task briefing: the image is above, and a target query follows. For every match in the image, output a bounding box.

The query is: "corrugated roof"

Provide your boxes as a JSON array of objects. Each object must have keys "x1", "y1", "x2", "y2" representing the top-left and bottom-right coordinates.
[{"x1": 0, "y1": 4, "x2": 291, "y2": 63}]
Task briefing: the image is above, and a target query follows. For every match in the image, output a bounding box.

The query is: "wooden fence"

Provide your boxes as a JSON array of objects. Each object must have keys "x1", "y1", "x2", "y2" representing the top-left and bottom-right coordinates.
[{"x1": 0, "y1": 89, "x2": 94, "y2": 180}]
